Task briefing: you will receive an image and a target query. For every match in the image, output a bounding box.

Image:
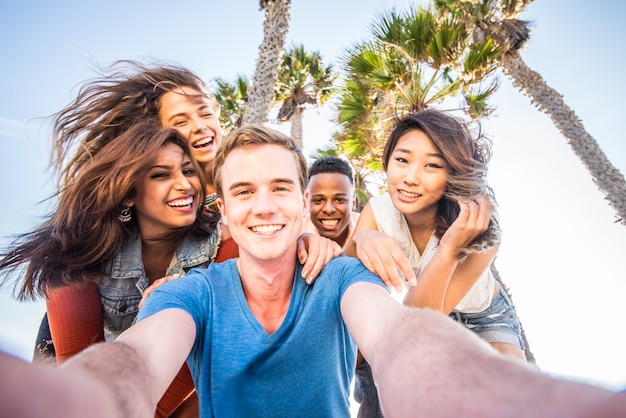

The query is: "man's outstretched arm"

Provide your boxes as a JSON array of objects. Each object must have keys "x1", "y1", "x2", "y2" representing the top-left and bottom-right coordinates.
[
  {"x1": 341, "y1": 283, "x2": 616, "y2": 418},
  {"x1": 61, "y1": 308, "x2": 196, "y2": 418},
  {"x1": 1, "y1": 349, "x2": 121, "y2": 418}
]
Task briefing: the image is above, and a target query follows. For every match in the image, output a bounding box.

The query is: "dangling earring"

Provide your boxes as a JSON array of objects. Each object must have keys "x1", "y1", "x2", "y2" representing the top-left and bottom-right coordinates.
[{"x1": 118, "y1": 207, "x2": 132, "y2": 223}]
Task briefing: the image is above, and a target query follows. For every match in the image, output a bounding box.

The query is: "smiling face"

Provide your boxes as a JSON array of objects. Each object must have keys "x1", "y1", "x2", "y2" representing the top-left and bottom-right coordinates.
[
  {"x1": 126, "y1": 142, "x2": 201, "y2": 239},
  {"x1": 217, "y1": 144, "x2": 307, "y2": 263},
  {"x1": 158, "y1": 86, "x2": 222, "y2": 167},
  {"x1": 386, "y1": 129, "x2": 449, "y2": 222},
  {"x1": 307, "y1": 172, "x2": 354, "y2": 245}
]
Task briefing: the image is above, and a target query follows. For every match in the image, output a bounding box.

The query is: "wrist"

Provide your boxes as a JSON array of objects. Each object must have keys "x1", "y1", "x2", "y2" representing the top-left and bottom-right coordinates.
[{"x1": 438, "y1": 243, "x2": 466, "y2": 261}]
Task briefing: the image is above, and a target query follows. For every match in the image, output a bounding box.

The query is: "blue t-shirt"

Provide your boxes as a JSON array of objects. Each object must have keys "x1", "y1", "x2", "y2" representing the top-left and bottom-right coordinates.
[{"x1": 138, "y1": 255, "x2": 386, "y2": 417}]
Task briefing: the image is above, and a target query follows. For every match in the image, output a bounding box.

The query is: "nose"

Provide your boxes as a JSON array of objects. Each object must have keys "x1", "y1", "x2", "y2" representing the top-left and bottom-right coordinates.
[
  {"x1": 252, "y1": 188, "x2": 278, "y2": 215},
  {"x1": 322, "y1": 199, "x2": 336, "y2": 214},
  {"x1": 403, "y1": 163, "x2": 420, "y2": 186},
  {"x1": 174, "y1": 173, "x2": 193, "y2": 192},
  {"x1": 191, "y1": 116, "x2": 207, "y2": 133}
]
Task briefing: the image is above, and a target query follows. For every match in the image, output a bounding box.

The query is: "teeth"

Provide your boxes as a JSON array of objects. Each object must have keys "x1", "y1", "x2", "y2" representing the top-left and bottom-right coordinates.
[
  {"x1": 168, "y1": 197, "x2": 193, "y2": 207},
  {"x1": 251, "y1": 224, "x2": 282, "y2": 235},
  {"x1": 399, "y1": 190, "x2": 421, "y2": 199},
  {"x1": 320, "y1": 220, "x2": 339, "y2": 227},
  {"x1": 193, "y1": 137, "x2": 213, "y2": 148}
]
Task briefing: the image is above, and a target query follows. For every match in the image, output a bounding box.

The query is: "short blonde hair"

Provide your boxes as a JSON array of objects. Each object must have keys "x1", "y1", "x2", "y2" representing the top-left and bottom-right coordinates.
[{"x1": 213, "y1": 125, "x2": 307, "y2": 197}]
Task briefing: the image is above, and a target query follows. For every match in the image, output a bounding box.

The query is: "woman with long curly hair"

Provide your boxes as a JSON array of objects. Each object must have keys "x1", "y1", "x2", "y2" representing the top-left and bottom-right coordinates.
[{"x1": 1, "y1": 123, "x2": 214, "y2": 417}]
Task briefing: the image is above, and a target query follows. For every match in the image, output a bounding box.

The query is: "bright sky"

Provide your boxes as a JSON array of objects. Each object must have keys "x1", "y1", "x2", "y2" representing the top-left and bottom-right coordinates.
[{"x1": 1, "y1": 0, "x2": 625, "y2": 393}]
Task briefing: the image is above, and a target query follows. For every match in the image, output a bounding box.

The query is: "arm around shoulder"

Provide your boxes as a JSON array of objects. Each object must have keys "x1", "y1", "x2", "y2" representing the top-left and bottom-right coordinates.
[{"x1": 343, "y1": 202, "x2": 377, "y2": 257}]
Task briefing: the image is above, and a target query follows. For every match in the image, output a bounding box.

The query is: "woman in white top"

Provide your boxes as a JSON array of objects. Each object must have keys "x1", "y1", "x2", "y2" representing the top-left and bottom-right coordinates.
[{"x1": 346, "y1": 109, "x2": 525, "y2": 417}]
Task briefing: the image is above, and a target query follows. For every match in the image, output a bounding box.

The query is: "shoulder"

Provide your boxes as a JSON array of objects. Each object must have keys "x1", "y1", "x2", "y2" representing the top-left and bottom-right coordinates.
[
  {"x1": 324, "y1": 256, "x2": 385, "y2": 287},
  {"x1": 369, "y1": 192, "x2": 391, "y2": 205},
  {"x1": 368, "y1": 193, "x2": 393, "y2": 212},
  {"x1": 107, "y1": 233, "x2": 143, "y2": 276},
  {"x1": 368, "y1": 193, "x2": 407, "y2": 235},
  {"x1": 176, "y1": 233, "x2": 220, "y2": 267},
  {"x1": 154, "y1": 259, "x2": 235, "y2": 297},
  {"x1": 367, "y1": 193, "x2": 400, "y2": 226},
  {"x1": 185, "y1": 258, "x2": 237, "y2": 284},
  {"x1": 137, "y1": 264, "x2": 228, "y2": 323}
]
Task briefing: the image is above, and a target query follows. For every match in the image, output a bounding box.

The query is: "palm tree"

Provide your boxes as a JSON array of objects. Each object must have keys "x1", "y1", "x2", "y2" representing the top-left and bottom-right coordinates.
[
  {"x1": 242, "y1": 0, "x2": 292, "y2": 125},
  {"x1": 434, "y1": 0, "x2": 626, "y2": 225},
  {"x1": 213, "y1": 74, "x2": 249, "y2": 135},
  {"x1": 336, "y1": 5, "x2": 500, "y2": 170},
  {"x1": 275, "y1": 44, "x2": 335, "y2": 149}
]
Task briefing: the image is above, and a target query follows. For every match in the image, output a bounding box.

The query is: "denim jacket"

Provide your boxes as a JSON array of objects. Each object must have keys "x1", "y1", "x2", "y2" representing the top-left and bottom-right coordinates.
[{"x1": 99, "y1": 231, "x2": 219, "y2": 340}]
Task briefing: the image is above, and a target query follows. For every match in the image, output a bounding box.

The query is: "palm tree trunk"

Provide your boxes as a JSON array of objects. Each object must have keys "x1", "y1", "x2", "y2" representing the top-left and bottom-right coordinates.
[
  {"x1": 499, "y1": 52, "x2": 626, "y2": 226},
  {"x1": 490, "y1": 263, "x2": 536, "y2": 364},
  {"x1": 290, "y1": 107, "x2": 304, "y2": 149},
  {"x1": 243, "y1": 0, "x2": 291, "y2": 125}
]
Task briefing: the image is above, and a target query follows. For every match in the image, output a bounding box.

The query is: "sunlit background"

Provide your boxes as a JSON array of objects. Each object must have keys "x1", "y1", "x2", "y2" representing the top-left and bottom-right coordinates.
[{"x1": 1, "y1": 0, "x2": 625, "y2": 396}]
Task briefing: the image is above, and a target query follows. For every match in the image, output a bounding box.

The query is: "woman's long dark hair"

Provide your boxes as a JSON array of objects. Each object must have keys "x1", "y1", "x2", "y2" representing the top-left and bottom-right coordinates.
[{"x1": 0, "y1": 123, "x2": 213, "y2": 300}]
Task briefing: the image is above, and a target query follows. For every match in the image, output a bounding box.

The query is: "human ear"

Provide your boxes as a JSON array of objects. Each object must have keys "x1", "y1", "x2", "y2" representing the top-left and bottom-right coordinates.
[
  {"x1": 302, "y1": 191, "x2": 309, "y2": 218},
  {"x1": 217, "y1": 197, "x2": 228, "y2": 226}
]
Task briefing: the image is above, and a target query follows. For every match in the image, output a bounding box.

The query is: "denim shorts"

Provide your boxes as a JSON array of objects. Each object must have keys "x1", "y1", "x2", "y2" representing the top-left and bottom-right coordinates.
[{"x1": 449, "y1": 285, "x2": 525, "y2": 350}]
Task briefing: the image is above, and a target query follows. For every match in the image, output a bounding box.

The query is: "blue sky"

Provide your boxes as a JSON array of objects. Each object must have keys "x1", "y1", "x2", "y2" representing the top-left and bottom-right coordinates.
[{"x1": 1, "y1": 0, "x2": 625, "y2": 391}]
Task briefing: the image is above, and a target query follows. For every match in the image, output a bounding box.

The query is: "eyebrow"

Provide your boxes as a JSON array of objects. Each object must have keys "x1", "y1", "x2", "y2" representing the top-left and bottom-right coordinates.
[
  {"x1": 165, "y1": 104, "x2": 211, "y2": 123},
  {"x1": 228, "y1": 177, "x2": 296, "y2": 191},
  {"x1": 311, "y1": 192, "x2": 349, "y2": 197},
  {"x1": 394, "y1": 147, "x2": 444, "y2": 159},
  {"x1": 149, "y1": 159, "x2": 192, "y2": 171}
]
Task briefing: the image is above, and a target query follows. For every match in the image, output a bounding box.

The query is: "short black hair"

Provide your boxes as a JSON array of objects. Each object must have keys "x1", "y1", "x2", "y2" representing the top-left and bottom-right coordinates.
[{"x1": 308, "y1": 157, "x2": 354, "y2": 184}]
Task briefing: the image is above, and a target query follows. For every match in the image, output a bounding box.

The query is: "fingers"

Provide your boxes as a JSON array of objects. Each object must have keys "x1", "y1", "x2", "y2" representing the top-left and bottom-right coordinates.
[
  {"x1": 296, "y1": 234, "x2": 309, "y2": 264},
  {"x1": 138, "y1": 273, "x2": 182, "y2": 310},
  {"x1": 331, "y1": 242, "x2": 343, "y2": 257},
  {"x1": 452, "y1": 196, "x2": 493, "y2": 239},
  {"x1": 466, "y1": 195, "x2": 492, "y2": 234},
  {"x1": 355, "y1": 233, "x2": 414, "y2": 292},
  {"x1": 440, "y1": 196, "x2": 492, "y2": 254},
  {"x1": 138, "y1": 291, "x2": 149, "y2": 310},
  {"x1": 394, "y1": 254, "x2": 417, "y2": 289},
  {"x1": 359, "y1": 251, "x2": 403, "y2": 292},
  {"x1": 476, "y1": 195, "x2": 493, "y2": 230},
  {"x1": 300, "y1": 236, "x2": 341, "y2": 285}
]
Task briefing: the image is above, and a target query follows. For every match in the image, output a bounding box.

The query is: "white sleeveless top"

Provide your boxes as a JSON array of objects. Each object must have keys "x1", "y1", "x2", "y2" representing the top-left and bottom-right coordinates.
[{"x1": 369, "y1": 193, "x2": 494, "y2": 313}]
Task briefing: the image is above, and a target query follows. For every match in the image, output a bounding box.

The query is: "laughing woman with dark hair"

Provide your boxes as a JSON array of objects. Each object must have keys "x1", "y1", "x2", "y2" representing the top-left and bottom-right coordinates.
[{"x1": 0, "y1": 123, "x2": 214, "y2": 417}]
